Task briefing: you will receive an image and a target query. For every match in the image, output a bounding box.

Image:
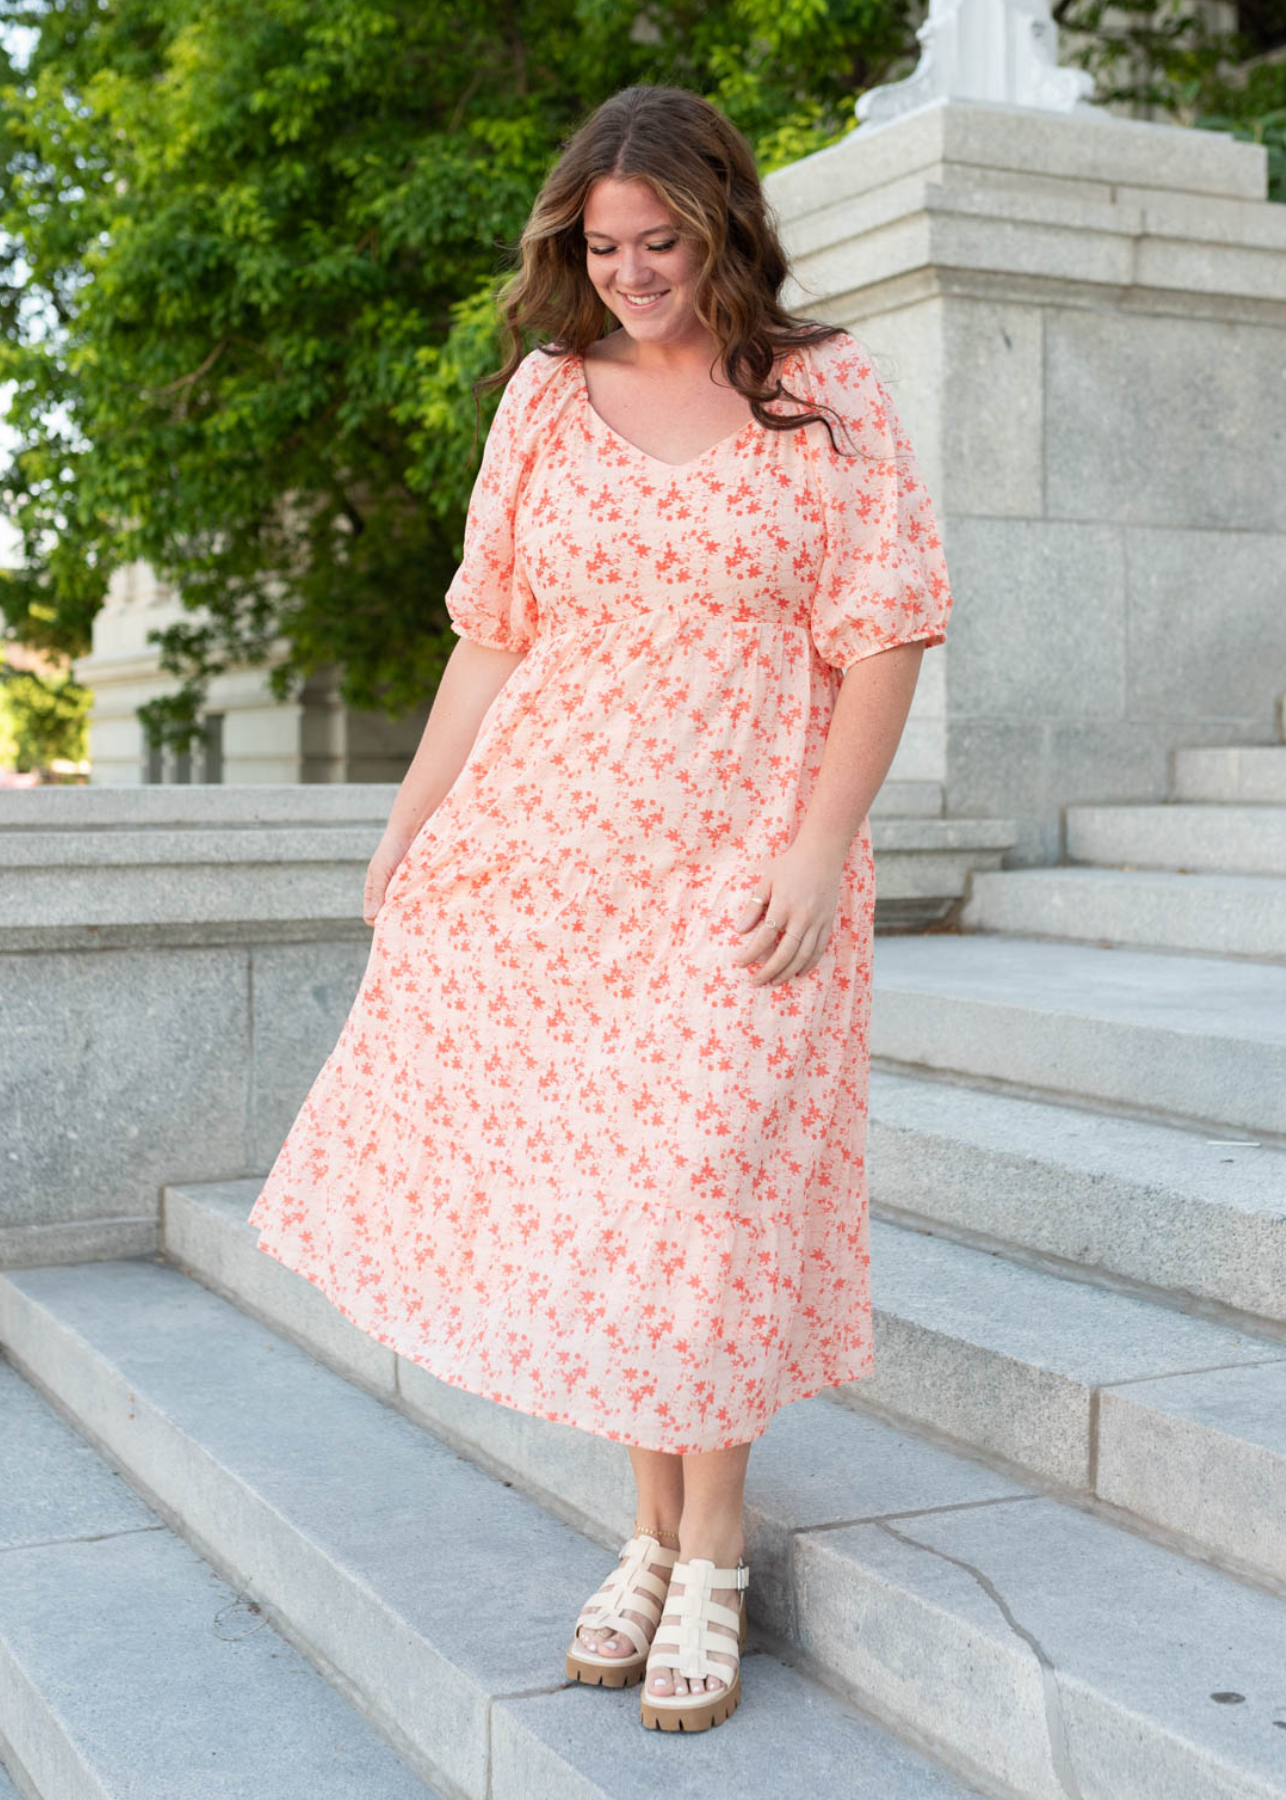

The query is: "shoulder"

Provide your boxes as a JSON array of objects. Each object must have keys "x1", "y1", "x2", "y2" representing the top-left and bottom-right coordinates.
[
  {"x1": 481, "y1": 344, "x2": 577, "y2": 459},
  {"x1": 503, "y1": 343, "x2": 577, "y2": 409},
  {"x1": 791, "y1": 328, "x2": 881, "y2": 407},
  {"x1": 481, "y1": 345, "x2": 574, "y2": 452},
  {"x1": 789, "y1": 328, "x2": 898, "y2": 458}
]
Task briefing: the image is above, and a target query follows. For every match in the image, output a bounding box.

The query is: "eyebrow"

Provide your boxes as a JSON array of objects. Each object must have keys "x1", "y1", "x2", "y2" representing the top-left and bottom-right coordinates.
[{"x1": 582, "y1": 226, "x2": 675, "y2": 240}]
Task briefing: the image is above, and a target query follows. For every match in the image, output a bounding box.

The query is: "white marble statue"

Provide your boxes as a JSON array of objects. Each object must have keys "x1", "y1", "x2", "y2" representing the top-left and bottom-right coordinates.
[{"x1": 856, "y1": 0, "x2": 1101, "y2": 124}]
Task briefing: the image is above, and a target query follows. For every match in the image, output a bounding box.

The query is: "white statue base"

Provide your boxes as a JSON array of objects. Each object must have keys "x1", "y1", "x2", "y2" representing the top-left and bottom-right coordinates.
[{"x1": 857, "y1": 0, "x2": 1101, "y2": 124}]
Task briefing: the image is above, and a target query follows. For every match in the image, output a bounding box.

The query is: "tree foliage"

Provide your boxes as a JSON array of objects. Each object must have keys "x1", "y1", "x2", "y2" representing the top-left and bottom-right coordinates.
[
  {"x1": 0, "y1": 0, "x2": 1280, "y2": 752},
  {"x1": 0, "y1": 646, "x2": 90, "y2": 771},
  {"x1": 1058, "y1": 0, "x2": 1286, "y2": 196}
]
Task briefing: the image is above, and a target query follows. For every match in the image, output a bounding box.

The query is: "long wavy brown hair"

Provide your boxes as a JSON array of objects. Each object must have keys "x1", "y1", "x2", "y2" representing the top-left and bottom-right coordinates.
[{"x1": 473, "y1": 84, "x2": 858, "y2": 457}]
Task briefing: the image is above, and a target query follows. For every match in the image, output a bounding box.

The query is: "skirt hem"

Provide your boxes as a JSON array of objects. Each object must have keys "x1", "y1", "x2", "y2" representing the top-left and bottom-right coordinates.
[{"x1": 249, "y1": 1226, "x2": 875, "y2": 1457}]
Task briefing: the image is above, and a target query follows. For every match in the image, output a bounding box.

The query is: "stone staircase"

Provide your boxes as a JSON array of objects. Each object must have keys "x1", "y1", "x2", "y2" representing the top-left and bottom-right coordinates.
[
  {"x1": 2, "y1": 739, "x2": 1285, "y2": 1797},
  {"x1": 0, "y1": 1252, "x2": 990, "y2": 1800},
  {"x1": 958, "y1": 741, "x2": 1286, "y2": 960}
]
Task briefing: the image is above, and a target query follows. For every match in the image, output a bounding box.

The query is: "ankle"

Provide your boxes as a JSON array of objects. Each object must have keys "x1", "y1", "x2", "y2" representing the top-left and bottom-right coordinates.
[
  {"x1": 676, "y1": 1519, "x2": 745, "y2": 1569},
  {"x1": 633, "y1": 1516, "x2": 681, "y2": 1547}
]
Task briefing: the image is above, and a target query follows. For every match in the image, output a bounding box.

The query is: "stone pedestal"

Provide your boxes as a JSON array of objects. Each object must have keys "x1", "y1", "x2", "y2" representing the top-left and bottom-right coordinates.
[{"x1": 765, "y1": 100, "x2": 1286, "y2": 863}]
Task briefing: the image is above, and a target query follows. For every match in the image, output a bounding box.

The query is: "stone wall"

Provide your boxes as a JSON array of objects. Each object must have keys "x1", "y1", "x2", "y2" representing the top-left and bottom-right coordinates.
[{"x1": 765, "y1": 100, "x2": 1286, "y2": 862}]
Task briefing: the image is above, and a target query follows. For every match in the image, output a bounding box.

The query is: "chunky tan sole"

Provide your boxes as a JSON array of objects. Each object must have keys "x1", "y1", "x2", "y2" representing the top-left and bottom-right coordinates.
[
  {"x1": 566, "y1": 1533, "x2": 679, "y2": 1690},
  {"x1": 639, "y1": 1594, "x2": 748, "y2": 1732},
  {"x1": 641, "y1": 1669, "x2": 741, "y2": 1731},
  {"x1": 564, "y1": 1645, "x2": 648, "y2": 1688}
]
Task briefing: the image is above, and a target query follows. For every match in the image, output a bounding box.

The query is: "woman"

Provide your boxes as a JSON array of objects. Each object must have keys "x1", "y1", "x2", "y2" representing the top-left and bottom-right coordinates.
[{"x1": 247, "y1": 83, "x2": 952, "y2": 1734}]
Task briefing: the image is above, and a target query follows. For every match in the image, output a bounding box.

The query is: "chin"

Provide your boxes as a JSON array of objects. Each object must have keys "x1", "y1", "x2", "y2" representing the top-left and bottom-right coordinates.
[{"x1": 617, "y1": 311, "x2": 685, "y2": 336}]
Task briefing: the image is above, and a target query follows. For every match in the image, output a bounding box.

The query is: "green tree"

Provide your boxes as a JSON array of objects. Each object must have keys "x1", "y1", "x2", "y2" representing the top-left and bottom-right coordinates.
[
  {"x1": 0, "y1": 0, "x2": 914, "y2": 755},
  {"x1": 0, "y1": 649, "x2": 90, "y2": 772},
  {"x1": 0, "y1": 0, "x2": 1280, "y2": 756}
]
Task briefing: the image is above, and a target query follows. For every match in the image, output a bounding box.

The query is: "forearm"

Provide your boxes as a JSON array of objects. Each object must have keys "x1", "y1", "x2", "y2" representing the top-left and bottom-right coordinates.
[
  {"x1": 382, "y1": 637, "x2": 527, "y2": 848},
  {"x1": 791, "y1": 641, "x2": 927, "y2": 867}
]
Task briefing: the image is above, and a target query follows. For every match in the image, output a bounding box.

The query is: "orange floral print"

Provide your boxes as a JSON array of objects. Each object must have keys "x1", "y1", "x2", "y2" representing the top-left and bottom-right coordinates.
[{"x1": 247, "y1": 329, "x2": 952, "y2": 1454}]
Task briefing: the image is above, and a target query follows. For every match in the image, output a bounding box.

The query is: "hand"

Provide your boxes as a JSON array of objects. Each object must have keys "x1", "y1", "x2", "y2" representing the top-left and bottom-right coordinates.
[
  {"x1": 732, "y1": 841, "x2": 847, "y2": 986},
  {"x1": 362, "y1": 830, "x2": 414, "y2": 927}
]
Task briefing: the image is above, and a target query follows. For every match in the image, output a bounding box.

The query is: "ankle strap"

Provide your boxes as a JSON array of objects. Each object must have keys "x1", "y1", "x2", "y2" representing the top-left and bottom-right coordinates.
[{"x1": 674, "y1": 1556, "x2": 750, "y2": 1590}]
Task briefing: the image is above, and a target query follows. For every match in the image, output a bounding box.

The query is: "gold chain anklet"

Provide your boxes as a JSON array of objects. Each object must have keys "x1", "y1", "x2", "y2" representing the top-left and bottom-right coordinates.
[{"x1": 634, "y1": 1519, "x2": 680, "y2": 1544}]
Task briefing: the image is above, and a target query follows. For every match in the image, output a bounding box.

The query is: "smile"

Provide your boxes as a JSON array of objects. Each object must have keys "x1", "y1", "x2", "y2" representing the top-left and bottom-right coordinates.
[{"x1": 619, "y1": 290, "x2": 668, "y2": 310}]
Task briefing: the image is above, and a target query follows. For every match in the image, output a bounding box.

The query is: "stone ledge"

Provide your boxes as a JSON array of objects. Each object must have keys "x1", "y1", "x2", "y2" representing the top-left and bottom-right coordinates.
[
  {"x1": 0, "y1": 798, "x2": 1018, "y2": 940},
  {"x1": 1174, "y1": 745, "x2": 1286, "y2": 804},
  {"x1": 868, "y1": 1064, "x2": 1286, "y2": 1326},
  {"x1": 765, "y1": 99, "x2": 1268, "y2": 224},
  {"x1": 960, "y1": 865, "x2": 1286, "y2": 960},
  {"x1": 1067, "y1": 801, "x2": 1286, "y2": 876},
  {"x1": 871, "y1": 930, "x2": 1286, "y2": 1137},
  {"x1": 0, "y1": 1215, "x2": 159, "y2": 1270},
  {"x1": 0, "y1": 782, "x2": 398, "y2": 831}
]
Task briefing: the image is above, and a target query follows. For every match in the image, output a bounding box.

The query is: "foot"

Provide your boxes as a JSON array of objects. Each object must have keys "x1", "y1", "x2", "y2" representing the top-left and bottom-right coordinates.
[
  {"x1": 576, "y1": 1538, "x2": 677, "y2": 1661},
  {"x1": 645, "y1": 1541, "x2": 742, "y2": 1699}
]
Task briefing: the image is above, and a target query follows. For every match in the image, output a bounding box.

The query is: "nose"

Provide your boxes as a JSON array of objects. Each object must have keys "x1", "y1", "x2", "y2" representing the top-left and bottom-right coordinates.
[{"x1": 617, "y1": 249, "x2": 654, "y2": 287}]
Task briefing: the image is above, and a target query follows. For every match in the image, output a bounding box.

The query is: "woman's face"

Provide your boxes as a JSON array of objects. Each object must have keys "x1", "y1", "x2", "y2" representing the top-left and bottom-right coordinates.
[{"x1": 581, "y1": 176, "x2": 704, "y2": 345}]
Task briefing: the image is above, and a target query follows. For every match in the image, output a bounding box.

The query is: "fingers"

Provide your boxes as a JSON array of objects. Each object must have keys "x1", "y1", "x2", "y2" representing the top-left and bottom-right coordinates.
[
  {"x1": 735, "y1": 889, "x2": 772, "y2": 934},
  {"x1": 362, "y1": 869, "x2": 390, "y2": 928},
  {"x1": 746, "y1": 918, "x2": 820, "y2": 986},
  {"x1": 734, "y1": 895, "x2": 826, "y2": 985}
]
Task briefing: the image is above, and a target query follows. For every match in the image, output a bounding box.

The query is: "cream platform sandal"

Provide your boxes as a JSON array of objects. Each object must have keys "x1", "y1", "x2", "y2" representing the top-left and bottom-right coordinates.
[
  {"x1": 640, "y1": 1556, "x2": 749, "y2": 1732},
  {"x1": 565, "y1": 1531, "x2": 680, "y2": 1688}
]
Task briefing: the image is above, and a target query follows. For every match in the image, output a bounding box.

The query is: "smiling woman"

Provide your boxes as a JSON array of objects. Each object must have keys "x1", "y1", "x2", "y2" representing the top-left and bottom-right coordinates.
[
  {"x1": 576, "y1": 181, "x2": 773, "y2": 467},
  {"x1": 246, "y1": 81, "x2": 953, "y2": 1740}
]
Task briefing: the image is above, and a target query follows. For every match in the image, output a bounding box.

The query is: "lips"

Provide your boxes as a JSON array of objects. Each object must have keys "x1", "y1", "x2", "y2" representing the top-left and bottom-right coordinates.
[{"x1": 618, "y1": 290, "x2": 668, "y2": 310}]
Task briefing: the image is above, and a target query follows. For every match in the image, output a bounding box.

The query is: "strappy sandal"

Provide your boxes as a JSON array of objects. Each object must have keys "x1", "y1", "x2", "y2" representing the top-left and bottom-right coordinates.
[
  {"x1": 565, "y1": 1531, "x2": 680, "y2": 1688},
  {"x1": 640, "y1": 1555, "x2": 750, "y2": 1732}
]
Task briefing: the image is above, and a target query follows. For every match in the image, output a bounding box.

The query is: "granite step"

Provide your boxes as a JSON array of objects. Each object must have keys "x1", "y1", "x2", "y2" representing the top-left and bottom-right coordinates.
[
  {"x1": 1173, "y1": 746, "x2": 1286, "y2": 805},
  {"x1": 869, "y1": 932, "x2": 1286, "y2": 1137},
  {"x1": 959, "y1": 864, "x2": 1286, "y2": 959},
  {"x1": 853, "y1": 1217, "x2": 1286, "y2": 1587},
  {"x1": 151, "y1": 1187, "x2": 1286, "y2": 1800},
  {"x1": 866, "y1": 1068, "x2": 1286, "y2": 1328},
  {"x1": 1066, "y1": 801, "x2": 1286, "y2": 876},
  {"x1": 0, "y1": 1356, "x2": 437, "y2": 1799},
  {"x1": 788, "y1": 1491, "x2": 1286, "y2": 1800},
  {"x1": 0, "y1": 1258, "x2": 987, "y2": 1800},
  {"x1": 166, "y1": 1174, "x2": 1286, "y2": 1598}
]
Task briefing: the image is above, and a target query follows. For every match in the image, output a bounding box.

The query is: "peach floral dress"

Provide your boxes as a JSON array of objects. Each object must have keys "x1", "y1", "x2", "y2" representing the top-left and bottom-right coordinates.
[{"x1": 247, "y1": 328, "x2": 952, "y2": 1454}]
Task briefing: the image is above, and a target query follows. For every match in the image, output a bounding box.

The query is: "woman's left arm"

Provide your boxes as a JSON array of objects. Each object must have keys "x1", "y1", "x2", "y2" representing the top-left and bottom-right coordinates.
[{"x1": 732, "y1": 640, "x2": 927, "y2": 986}]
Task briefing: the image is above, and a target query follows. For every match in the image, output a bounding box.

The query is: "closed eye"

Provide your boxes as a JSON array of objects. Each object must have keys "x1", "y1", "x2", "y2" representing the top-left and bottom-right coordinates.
[{"x1": 587, "y1": 241, "x2": 677, "y2": 255}]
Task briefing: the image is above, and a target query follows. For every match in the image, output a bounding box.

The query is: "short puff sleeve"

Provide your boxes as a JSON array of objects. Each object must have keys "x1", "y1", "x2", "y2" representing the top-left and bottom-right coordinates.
[
  {"x1": 444, "y1": 349, "x2": 554, "y2": 655},
  {"x1": 805, "y1": 333, "x2": 952, "y2": 674}
]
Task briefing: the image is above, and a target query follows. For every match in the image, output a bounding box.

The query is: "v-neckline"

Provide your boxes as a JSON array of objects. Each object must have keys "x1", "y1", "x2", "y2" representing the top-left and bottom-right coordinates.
[{"x1": 572, "y1": 346, "x2": 802, "y2": 473}]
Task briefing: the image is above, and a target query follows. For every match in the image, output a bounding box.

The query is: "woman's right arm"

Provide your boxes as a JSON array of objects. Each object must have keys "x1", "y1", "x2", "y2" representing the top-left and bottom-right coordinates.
[{"x1": 362, "y1": 638, "x2": 526, "y2": 925}]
